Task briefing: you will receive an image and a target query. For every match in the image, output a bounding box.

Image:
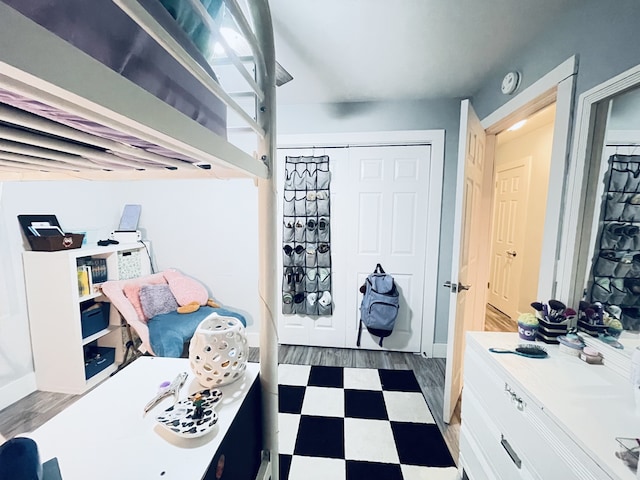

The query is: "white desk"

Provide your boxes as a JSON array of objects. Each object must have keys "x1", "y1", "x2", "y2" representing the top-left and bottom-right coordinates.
[{"x1": 28, "y1": 358, "x2": 260, "y2": 480}]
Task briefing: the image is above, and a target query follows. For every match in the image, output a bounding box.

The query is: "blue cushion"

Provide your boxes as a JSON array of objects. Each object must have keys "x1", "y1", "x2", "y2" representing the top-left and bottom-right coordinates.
[
  {"x1": 147, "y1": 306, "x2": 246, "y2": 357},
  {"x1": 0, "y1": 437, "x2": 41, "y2": 480}
]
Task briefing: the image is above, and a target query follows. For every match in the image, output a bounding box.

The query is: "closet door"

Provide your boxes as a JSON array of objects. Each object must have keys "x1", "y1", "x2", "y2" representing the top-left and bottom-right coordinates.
[
  {"x1": 345, "y1": 145, "x2": 432, "y2": 352},
  {"x1": 276, "y1": 147, "x2": 348, "y2": 347},
  {"x1": 277, "y1": 143, "x2": 434, "y2": 352}
]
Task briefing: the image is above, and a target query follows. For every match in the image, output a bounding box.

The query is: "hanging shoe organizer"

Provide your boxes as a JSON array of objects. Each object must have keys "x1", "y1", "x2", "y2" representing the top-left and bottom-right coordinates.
[
  {"x1": 587, "y1": 154, "x2": 640, "y2": 331},
  {"x1": 282, "y1": 155, "x2": 333, "y2": 315}
]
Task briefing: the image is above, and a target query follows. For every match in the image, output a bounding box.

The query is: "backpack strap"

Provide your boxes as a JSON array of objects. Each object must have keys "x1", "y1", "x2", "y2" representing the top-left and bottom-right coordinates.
[
  {"x1": 357, "y1": 320, "x2": 385, "y2": 347},
  {"x1": 375, "y1": 263, "x2": 385, "y2": 274}
]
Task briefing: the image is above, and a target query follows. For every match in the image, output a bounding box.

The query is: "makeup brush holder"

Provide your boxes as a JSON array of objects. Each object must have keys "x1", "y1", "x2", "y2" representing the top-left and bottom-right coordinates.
[{"x1": 537, "y1": 317, "x2": 569, "y2": 344}]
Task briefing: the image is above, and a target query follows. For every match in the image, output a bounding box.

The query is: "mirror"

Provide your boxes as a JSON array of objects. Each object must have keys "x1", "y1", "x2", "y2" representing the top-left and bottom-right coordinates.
[{"x1": 572, "y1": 64, "x2": 640, "y2": 370}]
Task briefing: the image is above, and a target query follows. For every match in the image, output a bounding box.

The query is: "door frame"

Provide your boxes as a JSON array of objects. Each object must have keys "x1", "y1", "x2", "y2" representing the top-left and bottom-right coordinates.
[
  {"x1": 277, "y1": 130, "x2": 445, "y2": 356},
  {"x1": 442, "y1": 56, "x2": 577, "y2": 423},
  {"x1": 481, "y1": 55, "x2": 577, "y2": 303}
]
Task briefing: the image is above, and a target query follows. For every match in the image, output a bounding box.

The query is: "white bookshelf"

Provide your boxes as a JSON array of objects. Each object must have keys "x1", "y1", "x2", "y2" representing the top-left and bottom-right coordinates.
[{"x1": 22, "y1": 242, "x2": 151, "y2": 394}]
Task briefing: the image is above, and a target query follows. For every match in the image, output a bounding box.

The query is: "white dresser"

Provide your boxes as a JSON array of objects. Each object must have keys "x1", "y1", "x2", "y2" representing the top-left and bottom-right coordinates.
[{"x1": 459, "y1": 332, "x2": 640, "y2": 480}]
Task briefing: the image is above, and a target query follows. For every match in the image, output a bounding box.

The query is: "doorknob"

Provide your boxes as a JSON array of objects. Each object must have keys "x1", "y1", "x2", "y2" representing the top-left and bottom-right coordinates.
[
  {"x1": 443, "y1": 281, "x2": 457, "y2": 293},
  {"x1": 506, "y1": 250, "x2": 517, "y2": 257},
  {"x1": 443, "y1": 281, "x2": 471, "y2": 293}
]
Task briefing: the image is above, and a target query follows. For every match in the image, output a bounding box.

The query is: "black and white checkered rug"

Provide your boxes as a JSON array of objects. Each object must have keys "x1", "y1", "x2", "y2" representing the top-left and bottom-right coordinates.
[{"x1": 278, "y1": 364, "x2": 457, "y2": 480}]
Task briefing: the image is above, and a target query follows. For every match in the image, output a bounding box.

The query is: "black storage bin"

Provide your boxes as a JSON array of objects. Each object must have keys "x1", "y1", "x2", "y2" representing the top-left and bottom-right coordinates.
[
  {"x1": 80, "y1": 302, "x2": 110, "y2": 339},
  {"x1": 84, "y1": 345, "x2": 115, "y2": 380}
]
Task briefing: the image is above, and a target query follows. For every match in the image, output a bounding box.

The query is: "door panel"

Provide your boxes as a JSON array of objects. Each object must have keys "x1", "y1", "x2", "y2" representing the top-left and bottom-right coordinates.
[
  {"x1": 391, "y1": 193, "x2": 417, "y2": 254},
  {"x1": 444, "y1": 100, "x2": 487, "y2": 422},
  {"x1": 488, "y1": 159, "x2": 530, "y2": 318},
  {"x1": 358, "y1": 192, "x2": 382, "y2": 254},
  {"x1": 347, "y1": 145, "x2": 430, "y2": 353}
]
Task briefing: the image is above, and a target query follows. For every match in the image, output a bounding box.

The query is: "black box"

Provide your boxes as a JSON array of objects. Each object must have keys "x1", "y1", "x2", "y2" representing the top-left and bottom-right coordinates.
[
  {"x1": 17, "y1": 214, "x2": 84, "y2": 252},
  {"x1": 28, "y1": 234, "x2": 84, "y2": 252},
  {"x1": 80, "y1": 302, "x2": 110, "y2": 339},
  {"x1": 84, "y1": 345, "x2": 115, "y2": 380}
]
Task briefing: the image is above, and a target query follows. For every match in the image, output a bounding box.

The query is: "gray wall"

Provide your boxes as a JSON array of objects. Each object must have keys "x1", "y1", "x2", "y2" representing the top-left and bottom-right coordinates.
[
  {"x1": 609, "y1": 88, "x2": 640, "y2": 131},
  {"x1": 472, "y1": 0, "x2": 640, "y2": 119},
  {"x1": 277, "y1": 98, "x2": 462, "y2": 343},
  {"x1": 276, "y1": 0, "x2": 640, "y2": 345}
]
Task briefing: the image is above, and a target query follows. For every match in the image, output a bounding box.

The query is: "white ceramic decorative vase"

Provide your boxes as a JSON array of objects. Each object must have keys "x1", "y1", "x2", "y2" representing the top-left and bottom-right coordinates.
[{"x1": 189, "y1": 313, "x2": 248, "y2": 388}]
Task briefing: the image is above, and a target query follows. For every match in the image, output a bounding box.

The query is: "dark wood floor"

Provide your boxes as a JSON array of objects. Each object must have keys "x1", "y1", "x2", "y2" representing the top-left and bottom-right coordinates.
[
  {"x1": 2, "y1": 306, "x2": 513, "y2": 458},
  {"x1": 484, "y1": 303, "x2": 517, "y2": 332}
]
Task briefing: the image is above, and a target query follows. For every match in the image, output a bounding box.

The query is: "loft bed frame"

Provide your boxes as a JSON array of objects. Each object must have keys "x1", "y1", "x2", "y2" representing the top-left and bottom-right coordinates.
[{"x1": 0, "y1": 0, "x2": 278, "y2": 477}]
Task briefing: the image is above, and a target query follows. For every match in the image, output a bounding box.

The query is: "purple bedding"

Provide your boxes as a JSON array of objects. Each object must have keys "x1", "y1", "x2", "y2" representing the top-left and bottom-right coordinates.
[{"x1": 1, "y1": 0, "x2": 226, "y2": 141}]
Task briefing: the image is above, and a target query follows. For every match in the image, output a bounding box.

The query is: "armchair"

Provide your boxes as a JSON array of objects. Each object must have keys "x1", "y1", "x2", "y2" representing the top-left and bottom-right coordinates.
[{"x1": 101, "y1": 269, "x2": 246, "y2": 357}]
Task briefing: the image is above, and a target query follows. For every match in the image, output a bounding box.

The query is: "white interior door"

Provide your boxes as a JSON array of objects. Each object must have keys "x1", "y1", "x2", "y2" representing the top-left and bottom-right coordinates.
[
  {"x1": 346, "y1": 145, "x2": 431, "y2": 352},
  {"x1": 488, "y1": 158, "x2": 531, "y2": 318},
  {"x1": 277, "y1": 132, "x2": 443, "y2": 354},
  {"x1": 443, "y1": 100, "x2": 487, "y2": 422}
]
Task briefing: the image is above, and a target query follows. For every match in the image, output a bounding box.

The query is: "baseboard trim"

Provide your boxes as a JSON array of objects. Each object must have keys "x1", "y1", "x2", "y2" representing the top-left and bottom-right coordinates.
[
  {"x1": 0, "y1": 372, "x2": 37, "y2": 411},
  {"x1": 432, "y1": 343, "x2": 448, "y2": 358},
  {"x1": 246, "y1": 331, "x2": 260, "y2": 349}
]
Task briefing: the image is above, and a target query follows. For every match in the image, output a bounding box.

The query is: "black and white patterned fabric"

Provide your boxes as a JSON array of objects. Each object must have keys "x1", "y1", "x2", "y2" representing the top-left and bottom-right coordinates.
[{"x1": 278, "y1": 364, "x2": 457, "y2": 480}]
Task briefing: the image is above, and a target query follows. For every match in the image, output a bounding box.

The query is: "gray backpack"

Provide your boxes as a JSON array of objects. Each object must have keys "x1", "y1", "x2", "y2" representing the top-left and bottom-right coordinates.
[{"x1": 357, "y1": 264, "x2": 399, "y2": 347}]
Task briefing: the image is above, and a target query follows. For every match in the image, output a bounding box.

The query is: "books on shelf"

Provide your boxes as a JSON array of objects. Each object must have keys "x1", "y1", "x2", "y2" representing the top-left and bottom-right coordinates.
[
  {"x1": 77, "y1": 265, "x2": 92, "y2": 297},
  {"x1": 77, "y1": 257, "x2": 108, "y2": 284}
]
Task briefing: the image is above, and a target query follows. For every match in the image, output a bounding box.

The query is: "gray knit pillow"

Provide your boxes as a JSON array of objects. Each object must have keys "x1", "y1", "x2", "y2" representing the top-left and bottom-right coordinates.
[{"x1": 139, "y1": 284, "x2": 179, "y2": 319}]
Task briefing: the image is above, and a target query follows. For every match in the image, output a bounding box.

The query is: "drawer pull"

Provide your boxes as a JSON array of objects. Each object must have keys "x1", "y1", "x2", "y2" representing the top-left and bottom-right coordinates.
[
  {"x1": 501, "y1": 434, "x2": 522, "y2": 469},
  {"x1": 504, "y1": 383, "x2": 526, "y2": 411}
]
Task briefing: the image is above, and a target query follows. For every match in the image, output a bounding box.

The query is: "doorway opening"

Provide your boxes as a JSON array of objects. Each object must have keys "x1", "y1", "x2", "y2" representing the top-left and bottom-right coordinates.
[
  {"x1": 484, "y1": 103, "x2": 557, "y2": 332},
  {"x1": 443, "y1": 56, "x2": 577, "y2": 423}
]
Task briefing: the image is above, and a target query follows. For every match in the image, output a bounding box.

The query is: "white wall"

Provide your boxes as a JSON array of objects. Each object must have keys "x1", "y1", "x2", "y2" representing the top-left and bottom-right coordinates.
[{"x1": 0, "y1": 178, "x2": 259, "y2": 408}]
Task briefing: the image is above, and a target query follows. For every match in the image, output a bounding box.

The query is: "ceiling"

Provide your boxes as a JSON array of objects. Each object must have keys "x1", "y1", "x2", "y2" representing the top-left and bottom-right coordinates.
[{"x1": 269, "y1": 0, "x2": 582, "y2": 105}]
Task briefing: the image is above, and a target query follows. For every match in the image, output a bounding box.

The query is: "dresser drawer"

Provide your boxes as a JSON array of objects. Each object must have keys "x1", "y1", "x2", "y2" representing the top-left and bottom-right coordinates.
[
  {"x1": 461, "y1": 385, "x2": 536, "y2": 480},
  {"x1": 464, "y1": 345, "x2": 609, "y2": 480}
]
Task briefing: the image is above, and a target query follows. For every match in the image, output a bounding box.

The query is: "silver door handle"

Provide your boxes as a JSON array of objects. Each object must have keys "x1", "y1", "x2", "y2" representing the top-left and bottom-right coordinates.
[
  {"x1": 506, "y1": 250, "x2": 517, "y2": 257},
  {"x1": 443, "y1": 281, "x2": 470, "y2": 293},
  {"x1": 443, "y1": 281, "x2": 457, "y2": 293}
]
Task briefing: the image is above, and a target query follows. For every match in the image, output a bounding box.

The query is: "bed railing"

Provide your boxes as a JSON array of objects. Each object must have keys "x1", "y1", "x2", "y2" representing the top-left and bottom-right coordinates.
[
  {"x1": 113, "y1": 2, "x2": 279, "y2": 479},
  {"x1": 113, "y1": 0, "x2": 275, "y2": 172},
  {"x1": 0, "y1": 0, "x2": 274, "y2": 179},
  {"x1": 113, "y1": 0, "x2": 266, "y2": 139}
]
